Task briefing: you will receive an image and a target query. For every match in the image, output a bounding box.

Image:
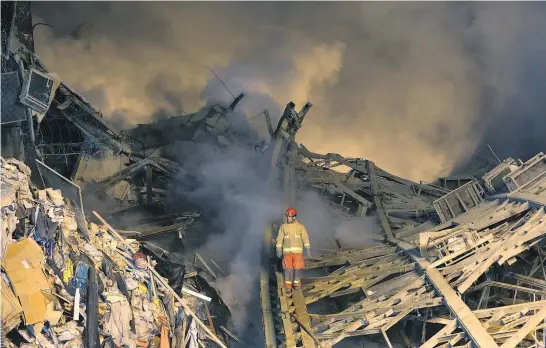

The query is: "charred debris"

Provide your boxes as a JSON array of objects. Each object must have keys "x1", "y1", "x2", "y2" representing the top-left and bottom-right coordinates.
[
  {"x1": 3, "y1": 3, "x2": 546, "y2": 348},
  {"x1": 1, "y1": 3, "x2": 266, "y2": 347},
  {"x1": 260, "y1": 98, "x2": 546, "y2": 347}
]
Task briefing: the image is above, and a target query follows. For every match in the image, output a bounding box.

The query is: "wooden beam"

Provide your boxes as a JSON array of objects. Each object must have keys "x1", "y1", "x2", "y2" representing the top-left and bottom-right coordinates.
[
  {"x1": 381, "y1": 328, "x2": 394, "y2": 348},
  {"x1": 395, "y1": 240, "x2": 499, "y2": 348},
  {"x1": 499, "y1": 306, "x2": 546, "y2": 348},
  {"x1": 367, "y1": 161, "x2": 395, "y2": 240},
  {"x1": 275, "y1": 273, "x2": 296, "y2": 347},
  {"x1": 468, "y1": 281, "x2": 546, "y2": 297},
  {"x1": 205, "y1": 304, "x2": 217, "y2": 336},
  {"x1": 421, "y1": 320, "x2": 458, "y2": 348},
  {"x1": 292, "y1": 290, "x2": 316, "y2": 347}
]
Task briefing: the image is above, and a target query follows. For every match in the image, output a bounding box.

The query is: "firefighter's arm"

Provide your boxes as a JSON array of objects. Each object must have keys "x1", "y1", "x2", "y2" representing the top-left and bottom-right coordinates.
[
  {"x1": 301, "y1": 225, "x2": 311, "y2": 257},
  {"x1": 275, "y1": 225, "x2": 285, "y2": 258}
]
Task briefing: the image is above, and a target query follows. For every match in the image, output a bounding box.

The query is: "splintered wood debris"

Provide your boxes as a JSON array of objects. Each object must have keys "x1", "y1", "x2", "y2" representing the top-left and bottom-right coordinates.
[
  {"x1": 261, "y1": 101, "x2": 546, "y2": 348},
  {"x1": 3, "y1": 8, "x2": 546, "y2": 345}
]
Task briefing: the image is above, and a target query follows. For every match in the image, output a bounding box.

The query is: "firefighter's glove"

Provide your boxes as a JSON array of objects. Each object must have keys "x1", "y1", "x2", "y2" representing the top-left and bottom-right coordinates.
[
  {"x1": 304, "y1": 248, "x2": 311, "y2": 257},
  {"x1": 276, "y1": 250, "x2": 282, "y2": 258}
]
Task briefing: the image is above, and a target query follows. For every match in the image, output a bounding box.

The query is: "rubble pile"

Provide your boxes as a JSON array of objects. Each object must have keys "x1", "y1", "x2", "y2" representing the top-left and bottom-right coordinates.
[{"x1": 1, "y1": 156, "x2": 224, "y2": 348}]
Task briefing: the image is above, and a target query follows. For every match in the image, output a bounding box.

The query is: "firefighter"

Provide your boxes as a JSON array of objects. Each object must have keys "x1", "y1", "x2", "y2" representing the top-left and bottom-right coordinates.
[{"x1": 275, "y1": 207, "x2": 311, "y2": 291}]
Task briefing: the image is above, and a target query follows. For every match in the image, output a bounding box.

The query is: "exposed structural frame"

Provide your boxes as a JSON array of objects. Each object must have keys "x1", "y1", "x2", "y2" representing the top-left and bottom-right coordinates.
[
  {"x1": 368, "y1": 158, "x2": 499, "y2": 347},
  {"x1": 260, "y1": 101, "x2": 317, "y2": 348},
  {"x1": 260, "y1": 100, "x2": 546, "y2": 347},
  {"x1": 269, "y1": 147, "x2": 546, "y2": 347},
  {"x1": 372, "y1": 157, "x2": 546, "y2": 347},
  {"x1": 432, "y1": 180, "x2": 486, "y2": 223}
]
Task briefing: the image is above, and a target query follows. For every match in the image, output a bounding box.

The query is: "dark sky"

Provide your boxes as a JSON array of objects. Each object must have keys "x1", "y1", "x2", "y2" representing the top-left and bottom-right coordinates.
[{"x1": 32, "y1": 2, "x2": 546, "y2": 181}]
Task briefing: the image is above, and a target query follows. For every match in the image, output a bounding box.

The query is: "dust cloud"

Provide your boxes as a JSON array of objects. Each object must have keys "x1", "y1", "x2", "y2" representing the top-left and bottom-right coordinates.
[
  {"x1": 30, "y1": 1, "x2": 546, "y2": 342},
  {"x1": 169, "y1": 135, "x2": 381, "y2": 336},
  {"x1": 32, "y1": 2, "x2": 546, "y2": 182},
  {"x1": 296, "y1": 189, "x2": 382, "y2": 251}
]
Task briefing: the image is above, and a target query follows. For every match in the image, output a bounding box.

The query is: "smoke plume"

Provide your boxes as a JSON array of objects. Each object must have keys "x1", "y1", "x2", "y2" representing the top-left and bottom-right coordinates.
[
  {"x1": 167, "y1": 135, "x2": 382, "y2": 337},
  {"x1": 30, "y1": 2, "x2": 546, "y2": 343},
  {"x1": 32, "y1": 2, "x2": 546, "y2": 182}
]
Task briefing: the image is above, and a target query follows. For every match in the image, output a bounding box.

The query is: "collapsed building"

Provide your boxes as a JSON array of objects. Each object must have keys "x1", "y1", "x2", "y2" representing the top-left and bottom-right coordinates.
[
  {"x1": 1, "y1": 2, "x2": 264, "y2": 347},
  {"x1": 2, "y1": 2, "x2": 546, "y2": 348},
  {"x1": 260, "y1": 106, "x2": 546, "y2": 347}
]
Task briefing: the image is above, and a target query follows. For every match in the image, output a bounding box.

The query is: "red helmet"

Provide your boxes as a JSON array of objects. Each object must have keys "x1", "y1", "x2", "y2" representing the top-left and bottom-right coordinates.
[{"x1": 285, "y1": 208, "x2": 297, "y2": 217}]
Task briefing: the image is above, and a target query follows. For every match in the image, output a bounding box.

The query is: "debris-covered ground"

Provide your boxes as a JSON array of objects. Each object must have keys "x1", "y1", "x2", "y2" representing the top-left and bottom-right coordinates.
[
  {"x1": 2, "y1": 3, "x2": 280, "y2": 347},
  {"x1": 1, "y1": 156, "x2": 228, "y2": 348},
  {"x1": 3, "y1": 2, "x2": 546, "y2": 348}
]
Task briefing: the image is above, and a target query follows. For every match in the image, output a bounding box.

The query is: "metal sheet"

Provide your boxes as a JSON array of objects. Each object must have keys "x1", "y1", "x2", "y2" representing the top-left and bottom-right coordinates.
[{"x1": 35, "y1": 159, "x2": 89, "y2": 239}]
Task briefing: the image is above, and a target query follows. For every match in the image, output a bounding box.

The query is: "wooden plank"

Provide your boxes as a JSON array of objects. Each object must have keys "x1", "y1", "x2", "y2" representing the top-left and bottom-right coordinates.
[
  {"x1": 483, "y1": 311, "x2": 506, "y2": 329},
  {"x1": 469, "y1": 281, "x2": 546, "y2": 297},
  {"x1": 292, "y1": 290, "x2": 316, "y2": 347},
  {"x1": 447, "y1": 332, "x2": 465, "y2": 346},
  {"x1": 382, "y1": 307, "x2": 413, "y2": 331},
  {"x1": 396, "y1": 240, "x2": 499, "y2": 348},
  {"x1": 368, "y1": 161, "x2": 395, "y2": 240},
  {"x1": 276, "y1": 272, "x2": 297, "y2": 347},
  {"x1": 205, "y1": 304, "x2": 217, "y2": 335},
  {"x1": 381, "y1": 328, "x2": 394, "y2": 348},
  {"x1": 426, "y1": 317, "x2": 453, "y2": 325},
  {"x1": 421, "y1": 320, "x2": 458, "y2": 348},
  {"x1": 499, "y1": 306, "x2": 546, "y2": 348}
]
